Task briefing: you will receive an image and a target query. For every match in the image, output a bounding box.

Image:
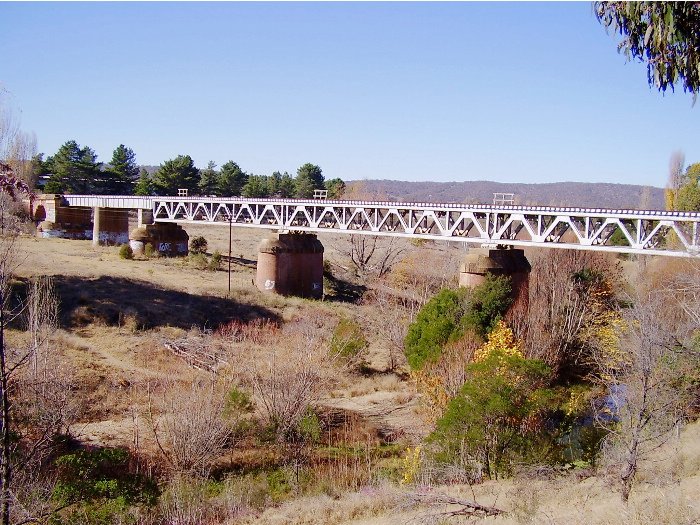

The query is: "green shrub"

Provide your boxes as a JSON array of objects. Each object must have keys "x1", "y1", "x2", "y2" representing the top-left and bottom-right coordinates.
[
  {"x1": 189, "y1": 235, "x2": 208, "y2": 255},
  {"x1": 427, "y1": 350, "x2": 554, "y2": 480},
  {"x1": 208, "y1": 250, "x2": 222, "y2": 271},
  {"x1": 404, "y1": 276, "x2": 514, "y2": 370},
  {"x1": 143, "y1": 242, "x2": 156, "y2": 258},
  {"x1": 297, "y1": 408, "x2": 322, "y2": 444},
  {"x1": 189, "y1": 252, "x2": 208, "y2": 270},
  {"x1": 461, "y1": 274, "x2": 513, "y2": 337},
  {"x1": 330, "y1": 318, "x2": 369, "y2": 359},
  {"x1": 50, "y1": 447, "x2": 162, "y2": 523},
  {"x1": 52, "y1": 448, "x2": 158, "y2": 510},
  {"x1": 266, "y1": 469, "x2": 292, "y2": 502},
  {"x1": 118, "y1": 244, "x2": 133, "y2": 260},
  {"x1": 50, "y1": 497, "x2": 134, "y2": 525},
  {"x1": 404, "y1": 289, "x2": 467, "y2": 370}
]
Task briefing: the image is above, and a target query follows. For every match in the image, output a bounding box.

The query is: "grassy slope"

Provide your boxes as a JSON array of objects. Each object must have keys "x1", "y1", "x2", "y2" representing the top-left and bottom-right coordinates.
[{"x1": 12, "y1": 227, "x2": 700, "y2": 525}]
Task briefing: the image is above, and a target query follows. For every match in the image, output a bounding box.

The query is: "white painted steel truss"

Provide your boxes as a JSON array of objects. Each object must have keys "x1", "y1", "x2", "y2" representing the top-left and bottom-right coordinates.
[{"x1": 63, "y1": 195, "x2": 700, "y2": 257}]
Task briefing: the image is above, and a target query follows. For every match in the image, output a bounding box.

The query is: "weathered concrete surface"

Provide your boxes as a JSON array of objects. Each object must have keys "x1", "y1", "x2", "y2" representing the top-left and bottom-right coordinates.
[
  {"x1": 129, "y1": 222, "x2": 189, "y2": 256},
  {"x1": 256, "y1": 233, "x2": 324, "y2": 298}
]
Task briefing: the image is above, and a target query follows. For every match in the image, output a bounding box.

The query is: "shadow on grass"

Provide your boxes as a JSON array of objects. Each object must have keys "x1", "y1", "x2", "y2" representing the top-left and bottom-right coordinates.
[
  {"x1": 52, "y1": 275, "x2": 280, "y2": 331},
  {"x1": 323, "y1": 271, "x2": 367, "y2": 304},
  {"x1": 220, "y1": 254, "x2": 257, "y2": 270}
]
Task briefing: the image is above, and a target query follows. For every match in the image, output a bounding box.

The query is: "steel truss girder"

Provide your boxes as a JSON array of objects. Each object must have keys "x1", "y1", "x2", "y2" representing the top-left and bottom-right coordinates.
[{"x1": 62, "y1": 195, "x2": 700, "y2": 257}]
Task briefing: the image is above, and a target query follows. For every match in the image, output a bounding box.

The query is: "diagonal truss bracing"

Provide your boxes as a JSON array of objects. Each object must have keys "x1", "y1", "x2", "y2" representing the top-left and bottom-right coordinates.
[{"x1": 61, "y1": 195, "x2": 700, "y2": 257}]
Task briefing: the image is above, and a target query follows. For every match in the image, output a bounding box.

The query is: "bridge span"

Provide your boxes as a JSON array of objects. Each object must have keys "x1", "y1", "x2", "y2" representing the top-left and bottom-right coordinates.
[{"x1": 60, "y1": 194, "x2": 700, "y2": 258}]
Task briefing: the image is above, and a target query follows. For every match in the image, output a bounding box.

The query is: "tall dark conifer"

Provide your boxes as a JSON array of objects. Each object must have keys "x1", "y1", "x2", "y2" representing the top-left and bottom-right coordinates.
[
  {"x1": 152, "y1": 155, "x2": 200, "y2": 196},
  {"x1": 101, "y1": 144, "x2": 138, "y2": 194}
]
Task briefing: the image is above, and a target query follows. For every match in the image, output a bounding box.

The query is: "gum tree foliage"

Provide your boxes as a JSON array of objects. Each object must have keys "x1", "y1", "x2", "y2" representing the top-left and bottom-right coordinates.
[
  {"x1": 152, "y1": 155, "x2": 200, "y2": 196},
  {"x1": 674, "y1": 162, "x2": 700, "y2": 211},
  {"x1": 404, "y1": 276, "x2": 513, "y2": 370},
  {"x1": 295, "y1": 163, "x2": 324, "y2": 198},
  {"x1": 595, "y1": 2, "x2": 700, "y2": 95}
]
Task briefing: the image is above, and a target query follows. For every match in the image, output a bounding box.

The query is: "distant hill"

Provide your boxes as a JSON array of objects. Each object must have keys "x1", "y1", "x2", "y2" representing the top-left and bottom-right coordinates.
[
  {"x1": 136, "y1": 166, "x2": 665, "y2": 210},
  {"x1": 139, "y1": 165, "x2": 160, "y2": 175},
  {"x1": 345, "y1": 179, "x2": 665, "y2": 210}
]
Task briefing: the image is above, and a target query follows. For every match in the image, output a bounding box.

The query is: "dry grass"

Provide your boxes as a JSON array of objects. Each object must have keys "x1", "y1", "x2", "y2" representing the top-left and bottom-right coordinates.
[
  {"x1": 240, "y1": 482, "x2": 405, "y2": 525},
  {"x1": 12, "y1": 228, "x2": 700, "y2": 525},
  {"x1": 296, "y1": 421, "x2": 700, "y2": 525}
]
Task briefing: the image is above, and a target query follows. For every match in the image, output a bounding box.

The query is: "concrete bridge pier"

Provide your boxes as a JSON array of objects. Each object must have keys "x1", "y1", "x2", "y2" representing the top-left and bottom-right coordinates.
[
  {"x1": 31, "y1": 194, "x2": 93, "y2": 240},
  {"x1": 256, "y1": 233, "x2": 324, "y2": 299},
  {"x1": 129, "y1": 222, "x2": 189, "y2": 256},
  {"x1": 459, "y1": 247, "x2": 531, "y2": 308},
  {"x1": 137, "y1": 209, "x2": 153, "y2": 227},
  {"x1": 92, "y1": 207, "x2": 130, "y2": 246}
]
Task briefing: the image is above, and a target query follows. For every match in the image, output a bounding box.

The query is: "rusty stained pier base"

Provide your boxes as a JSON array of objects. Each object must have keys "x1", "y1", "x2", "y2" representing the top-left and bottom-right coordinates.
[
  {"x1": 256, "y1": 233, "x2": 324, "y2": 299},
  {"x1": 129, "y1": 223, "x2": 189, "y2": 256}
]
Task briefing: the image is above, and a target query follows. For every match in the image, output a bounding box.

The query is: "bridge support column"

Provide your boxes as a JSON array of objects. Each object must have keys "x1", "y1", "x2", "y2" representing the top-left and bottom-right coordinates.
[
  {"x1": 92, "y1": 207, "x2": 100, "y2": 246},
  {"x1": 129, "y1": 223, "x2": 189, "y2": 256},
  {"x1": 137, "y1": 209, "x2": 153, "y2": 227},
  {"x1": 92, "y1": 207, "x2": 129, "y2": 246},
  {"x1": 459, "y1": 247, "x2": 531, "y2": 309},
  {"x1": 256, "y1": 233, "x2": 324, "y2": 299},
  {"x1": 33, "y1": 195, "x2": 92, "y2": 240}
]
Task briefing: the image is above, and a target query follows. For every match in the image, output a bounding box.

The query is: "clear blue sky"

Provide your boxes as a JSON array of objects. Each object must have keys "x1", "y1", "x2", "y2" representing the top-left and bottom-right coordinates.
[{"x1": 1, "y1": 1, "x2": 697, "y2": 187}]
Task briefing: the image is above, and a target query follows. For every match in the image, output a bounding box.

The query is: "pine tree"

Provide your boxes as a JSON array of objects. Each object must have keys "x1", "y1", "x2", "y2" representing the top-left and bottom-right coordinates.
[
  {"x1": 295, "y1": 163, "x2": 324, "y2": 198},
  {"x1": 217, "y1": 161, "x2": 248, "y2": 197},
  {"x1": 242, "y1": 175, "x2": 269, "y2": 197},
  {"x1": 268, "y1": 171, "x2": 282, "y2": 197},
  {"x1": 198, "y1": 161, "x2": 218, "y2": 195},
  {"x1": 44, "y1": 140, "x2": 101, "y2": 194},
  {"x1": 101, "y1": 144, "x2": 138, "y2": 194},
  {"x1": 325, "y1": 178, "x2": 346, "y2": 199},
  {"x1": 133, "y1": 168, "x2": 153, "y2": 196},
  {"x1": 29, "y1": 154, "x2": 46, "y2": 189},
  {"x1": 152, "y1": 155, "x2": 200, "y2": 196},
  {"x1": 278, "y1": 171, "x2": 296, "y2": 198}
]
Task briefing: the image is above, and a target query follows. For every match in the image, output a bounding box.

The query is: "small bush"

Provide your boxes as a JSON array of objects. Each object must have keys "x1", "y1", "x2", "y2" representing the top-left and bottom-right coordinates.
[
  {"x1": 189, "y1": 235, "x2": 208, "y2": 255},
  {"x1": 52, "y1": 447, "x2": 158, "y2": 523},
  {"x1": 330, "y1": 318, "x2": 369, "y2": 360},
  {"x1": 461, "y1": 274, "x2": 513, "y2": 337},
  {"x1": 144, "y1": 242, "x2": 156, "y2": 258},
  {"x1": 427, "y1": 348, "x2": 554, "y2": 480},
  {"x1": 189, "y1": 252, "x2": 208, "y2": 270},
  {"x1": 118, "y1": 244, "x2": 133, "y2": 260},
  {"x1": 404, "y1": 275, "x2": 513, "y2": 370},
  {"x1": 209, "y1": 250, "x2": 222, "y2": 271},
  {"x1": 404, "y1": 289, "x2": 466, "y2": 370}
]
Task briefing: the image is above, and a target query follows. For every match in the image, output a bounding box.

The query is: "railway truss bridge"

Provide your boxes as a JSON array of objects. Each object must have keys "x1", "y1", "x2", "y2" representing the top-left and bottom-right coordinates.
[{"x1": 63, "y1": 195, "x2": 700, "y2": 258}]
